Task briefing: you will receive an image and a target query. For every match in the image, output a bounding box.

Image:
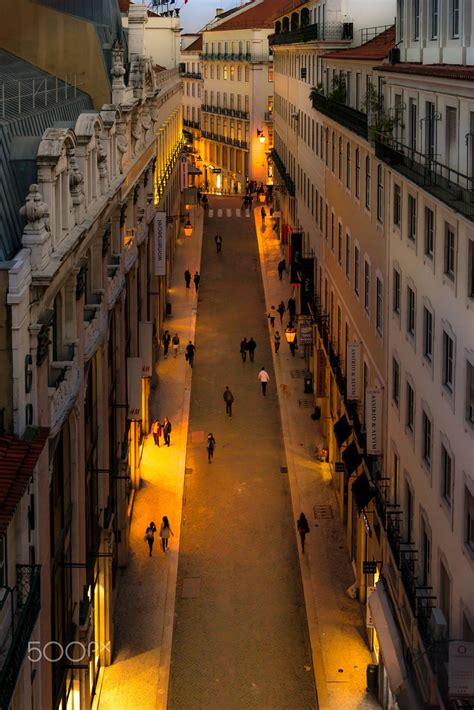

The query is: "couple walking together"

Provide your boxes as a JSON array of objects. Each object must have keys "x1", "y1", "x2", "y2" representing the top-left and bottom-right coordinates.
[
  {"x1": 151, "y1": 417, "x2": 172, "y2": 446},
  {"x1": 144, "y1": 517, "x2": 174, "y2": 556}
]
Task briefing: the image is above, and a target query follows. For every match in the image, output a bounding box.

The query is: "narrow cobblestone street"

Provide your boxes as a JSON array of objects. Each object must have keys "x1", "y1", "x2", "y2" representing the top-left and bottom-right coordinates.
[{"x1": 168, "y1": 196, "x2": 317, "y2": 709}]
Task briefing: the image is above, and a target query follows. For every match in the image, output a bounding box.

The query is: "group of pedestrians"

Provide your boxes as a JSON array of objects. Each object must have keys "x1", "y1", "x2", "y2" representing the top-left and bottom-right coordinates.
[
  {"x1": 151, "y1": 416, "x2": 172, "y2": 447},
  {"x1": 239, "y1": 336, "x2": 257, "y2": 362},
  {"x1": 161, "y1": 330, "x2": 181, "y2": 358},
  {"x1": 144, "y1": 517, "x2": 174, "y2": 557},
  {"x1": 184, "y1": 269, "x2": 200, "y2": 291}
]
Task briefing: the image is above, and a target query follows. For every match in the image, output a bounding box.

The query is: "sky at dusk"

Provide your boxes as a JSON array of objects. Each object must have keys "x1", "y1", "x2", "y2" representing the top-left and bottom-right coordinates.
[{"x1": 178, "y1": 0, "x2": 238, "y2": 33}]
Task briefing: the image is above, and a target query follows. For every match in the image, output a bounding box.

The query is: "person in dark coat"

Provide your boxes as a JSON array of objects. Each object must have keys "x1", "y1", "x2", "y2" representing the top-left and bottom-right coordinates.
[
  {"x1": 162, "y1": 417, "x2": 172, "y2": 446},
  {"x1": 277, "y1": 301, "x2": 286, "y2": 323},
  {"x1": 186, "y1": 341, "x2": 195, "y2": 367},
  {"x1": 240, "y1": 337, "x2": 248, "y2": 362},
  {"x1": 215, "y1": 234, "x2": 223, "y2": 252},
  {"x1": 162, "y1": 330, "x2": 171, "y2": 358},
  {"x1": 288, "y1": 296, "x2": 296, "y2": 321},
  {"x1": 193, "y1": 271, "x2": 200, "y2": 292},
  {"x1": 297, "y1": 513, "x2": 310, "y2": 553},
  {"x1": 223, "y1": 386, "x2": 234, "y2": 416},
  {"x1": 145, "y1": 521, "x2": 157, "y2": 556},
  {"x1": 206, "y1": 433, "x2": 216, "y2": 463},
  {"x1": 184, "y1": 269, "x2": 191, "y2": 288},
  {"x1": 277, "y1": 259, "x2": 286, "y2": 280},
  {"x1": 247, "y1": 337, "x2": 256, "y2": 363}
]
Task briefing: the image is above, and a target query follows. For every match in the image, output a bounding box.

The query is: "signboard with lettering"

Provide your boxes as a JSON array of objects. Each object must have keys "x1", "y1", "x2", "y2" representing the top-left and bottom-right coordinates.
[
  {"x1": 180, "y1": 155, "x2": 188, "y2": 191},
  {"x1": 127, "y1": 358, "x2": 142, "y2": 420},
  {"x1": 299, "y1": 324, "x2": 313, "y2": 345},
  {"x1": 365, "y1": 388, "x2": 383, "y2": 455},
  {"x1": 449, "y1": 641, "x2": 474, "y2": 696},
  {"x1": 366, "y1": 585, "x2": 376, "y2": 628},
  {"x1": 363, "y1": 561, "x2": 377, "y2": 575},
  {"x1": 290, "y1": 231, "x2": 303, "y2": 285},
  {"x1": 316, "y1": 349, "x2": 326, "y2": 397},
  {"x1": 300, "y1": 257, "x2": 314, "y2": 315},
  {"x1": 346, "y1": 342, "x2": 361, "y2": 400},
  {"x1": 154, "y1": 212, "x2": 166, "y2": 276},
  {"x1": 139, "y1": 322, "x2": 153, "y2": 378}
]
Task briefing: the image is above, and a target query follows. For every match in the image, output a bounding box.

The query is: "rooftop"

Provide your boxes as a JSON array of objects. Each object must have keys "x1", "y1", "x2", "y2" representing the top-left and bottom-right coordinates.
[
  {"x1": 184, "y1": 36, "x2": 203, "y2": 53},
  {"x1": 208, "y1": 0, "x2": 291, "y2": 31},
  {"x1": 323, "y1": 26, "x2": 395, "y2": 61},
  {"x1": 374, "y1": 62, "x2": 474, "y2": 81}
]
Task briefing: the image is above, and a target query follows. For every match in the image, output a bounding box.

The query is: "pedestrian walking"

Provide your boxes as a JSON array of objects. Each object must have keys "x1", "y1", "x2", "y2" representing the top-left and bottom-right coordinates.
[
  {"x1": 261, "y1": 206, "x2": 266, "y2": 222},
  {"x1": 288, "y1": 296, "x2": 296, "y2": 322},
  {"x1": 277, "y1": 301, "x2": 286, "y2": 323},
  {"x1": 162, "y1": 417, "x2": 172, "y2": 447},
  {"x1": 274, "y1": 331, "x2": 281, "y2": 354},
  {"x1": 247, "y1": 337, "x2": 256, "y2": 363},
  {"x1": 289, "y1": 333, "x2": 298, "y2": 357},
  {"x1": 223, "y1": 386, "x2": 234, "y2": 416},
  {"x1": 215, "y1": 234, "x2": 222, "y2": 253},
  {"x1": 297, "y1": 513, "x2": 310, "y2": 553},
  {"x1": 193, "y1": 271, "x2": 200, "y2": 292},
  {"x1": 258, "y1": 367, "x2": 270, "y2": 396},
  {"x1": 159, "y1": 516, "x2": 174, "y2": 552},
  {"x1": 172, "y1": 333, "x2": 180, "y2": 357},
  {"x1": 240, "y1": 337, "x2": 248, "y2": 362},
  {"x1": 144, "y1": 521, "x2": 157, "y2": 557},
  {"x1": 184, "y1": 269, "x2": 191, "y2": 288},
  {"x1": 162, "y1": 330, "x2": 171, "y2": 358},
  {"x1": 267, "y1": 305, "x2": 277, "y2": 328},
  {"x1": 185, "y1": 341, "x2": 195, "y2": 368},
  {"x1": 206, "y1": 433, "x2": 216, "y2": 463},
  {"x1": 277, "y1": 259, "x2": 286, "y2": 280},
  {"x1": 151, "y1": 419, "x2": 161, "y2": 446}
]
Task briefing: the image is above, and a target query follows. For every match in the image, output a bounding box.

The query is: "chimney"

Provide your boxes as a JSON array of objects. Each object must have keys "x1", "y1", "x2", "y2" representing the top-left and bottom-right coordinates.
[
  {"x1": 128, "y1": 5, "x2": 148, "y2": 57},
  {"x1": 215, "y1": 7, "x2": 224, "y2": 16}
]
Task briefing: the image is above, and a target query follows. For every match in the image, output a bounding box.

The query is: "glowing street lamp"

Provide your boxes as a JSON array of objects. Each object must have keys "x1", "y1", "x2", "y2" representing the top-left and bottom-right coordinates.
[
  {"x1": 285, "y1": 323, "x2": 297, "y2": 343},
  {"x1": 257, "y1": 129, "x2": 266, "y2": 144},
  {"x1": 183, "y1": 213, "x2": 193, "y2": 238}
]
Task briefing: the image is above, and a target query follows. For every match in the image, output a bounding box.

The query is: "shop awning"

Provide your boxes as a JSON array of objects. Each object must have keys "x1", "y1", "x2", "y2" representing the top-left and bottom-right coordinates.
[
  {"x1": 368, "y1": 583, "x2": 408, "y2": 695},
  {"x1": 351, "y1": 471, "x2": 375, "y2": 513},
  {"x1": 334, "y1": 414, "x2": 351, "y2": 446},
  {"x1": 187, "y1": 164, "x2": 202, "y2": 175},
  {"x1": 342, "y1": 441, "x2": 362, "y2": 474}
]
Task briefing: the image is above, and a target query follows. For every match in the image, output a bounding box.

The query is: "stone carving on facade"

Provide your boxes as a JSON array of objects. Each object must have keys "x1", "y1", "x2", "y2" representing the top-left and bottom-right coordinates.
[
  {"x1": 108, "y1": 270, "x2": 125, "y2": 310},
  {"x1": 122, "y1": 239, "x2": 139, "y2": 274},
  {"x1": 49, "y1": 348, "x2": 82, "y2": 437},
  {"x1": 69, "y1": 149, "x2": 85, "y2": 210},
  {"x1": 116, "y1": 121, "x2": 129, "y2": 170},
  {"x1": 102, "y1": 226, "x2": 111, "y2": 257},
  {"x1": 97, "y1": 138, "x2": 108, "y2": 181},
  {"x1": 131, "y1": 114, "x2": 145, "y2": 157},
  {"x1": 20, "y1": 184, "x2": 52, "y2": 271},
  {"x1": 111, "y1": 39, "x2": 126, "y2": 103},
  {"x1": 36, "y1": 324, "x2": 51, "y2": 366},
  {"x1": 84, "y1": 304, "x2": 108, "y2": 361}
]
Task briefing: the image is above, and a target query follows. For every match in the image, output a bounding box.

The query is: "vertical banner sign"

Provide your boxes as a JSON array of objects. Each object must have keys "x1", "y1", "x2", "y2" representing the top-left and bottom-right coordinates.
[
  {"x1": 180, "y1": 155, "x2": 188, "y2": 191},
  {"x1": 316, "y1": 349, "x2": 327, "y2": 397},
  {"x1": 154, "y1": 212, "x2": 166, "y2": 276},
  {"x1": 290, "y1": 231, "x2": 303, "y2": 285},
  {"x1": 139, "y1": 322, "x2": 153, "y2": 378},
  {"x1": 366, "y1": 586, "x2": 376, "y2": 629},
  {"x1": 346, "y1": 342, "x2": 361, "y2": 400},
  {"x1": 300, "y1": 257, "x2": 314, "y2": 315},
  {"x1": 127, "y1": 358, "x2": 142, "y2": 420},
  {"x1": 365, "y1": 388, "x2": 383, "y2": 454},
  {"x1": 449, "y1": 641, "x2": 474, "y2": 696}
]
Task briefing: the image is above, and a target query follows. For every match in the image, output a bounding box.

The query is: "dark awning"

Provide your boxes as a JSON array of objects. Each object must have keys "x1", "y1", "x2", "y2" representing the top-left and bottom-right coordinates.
[
  {"x1": 334, "y1": 415, "x2": 351, "y2": 446},
  {"x1": 342, "y1": 441, "x2": 362, "y2": 475},
  {"x1": 352, "y1": 472, "x2": 375, "y2": 513}
]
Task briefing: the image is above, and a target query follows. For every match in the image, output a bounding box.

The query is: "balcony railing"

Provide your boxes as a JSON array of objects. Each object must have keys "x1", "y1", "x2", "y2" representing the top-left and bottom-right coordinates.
[
  {"x1": 0, "y1": 565, "x2": 41, "y2": 710},
  {"x1": 200, "y1": 52, "x2": 253, "y2": 62},
  {"x1": 270, "y1": 148, "x2": 295, "y2": 196},
  {"x1": 375, "y1": 134, "x2": 474, "y2": 222},
  {"x1": 311, "y1": 93, "x2": 368, "y2": 139},
  {"x1": 201, "y1": 130, "x2": 249, "y2": 150},
  {"x1": 183, "y1": 118, "x2": 200, "y2": 129},
  {"x1": 201, "y1": 104, "x2": 249, "y2": 120},
  {"x1": 269, "y1": 21, "x2": 353, "y2": 46},
  {"x1": 180, "y1": 71, "x2": 202, "y2": 80},
  {"x1": 264, "y1": 111, "x2": 273, "y2": 122}
]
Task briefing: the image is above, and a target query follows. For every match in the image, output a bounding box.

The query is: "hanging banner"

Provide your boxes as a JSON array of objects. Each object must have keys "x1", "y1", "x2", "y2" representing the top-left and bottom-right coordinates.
[
  {"x1": 449, "y1": 641, "x2": 474, "y2": 696},
  {"x1": 154, "y1": 211, "x2": 166, "y2": 276},
  {"x1": 290, "y1": 231, "x2": 303, "y2": 285},
  {"x1": 299, "y1": 323, "x2": 313, "y2": 345},
  {"x1": 127, "y1": 357, "x2": 142, "y2": 420},
  {"x1": 180, "y1": 155, "x2": 189, "y2": 191},
  {"x1": 300, "y1": 257, "x2": 314, "y2": 315},
  {"x1": 315, "y1": 349, "x2": 326, "y2": 397},
  {"x1": 346, "y1": 342, "x2": 361, "y2": 400},
  {"x1": 365, "y1": 388, "x2": 383, "y2": 455},
  {"x1": 139, "y1": 322, "x2": 153, "y2": 378}
]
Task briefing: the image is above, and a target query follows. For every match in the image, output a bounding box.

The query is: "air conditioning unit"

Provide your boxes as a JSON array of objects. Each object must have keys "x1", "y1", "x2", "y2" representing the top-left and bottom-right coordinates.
[
  {"x1": 388, "y1": 48, "x2": 401, "y2": 65},
  {"x1": 430, "y1": 607, "x2": 448, "y2": 640}
]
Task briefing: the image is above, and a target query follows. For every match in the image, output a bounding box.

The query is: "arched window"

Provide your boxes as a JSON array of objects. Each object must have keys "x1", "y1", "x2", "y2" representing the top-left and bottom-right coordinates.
[
  {"x1": 275, "y1": 20, "x2": 282, "y2": 34},
  {"x1": 291, "y1": 12, "x2": 299, "y2": 31}
]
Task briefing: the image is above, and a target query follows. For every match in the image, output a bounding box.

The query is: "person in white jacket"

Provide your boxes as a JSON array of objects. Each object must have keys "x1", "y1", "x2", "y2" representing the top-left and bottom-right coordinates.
[{"x1": 258, "y1": 367, "x2": 270, "y2": 396}]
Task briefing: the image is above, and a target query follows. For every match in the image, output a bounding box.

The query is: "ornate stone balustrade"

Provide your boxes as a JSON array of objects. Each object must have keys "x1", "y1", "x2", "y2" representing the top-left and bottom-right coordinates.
[
  {"x1": 122, "y1": 238, "x2": 138, "y2": 273},
  {"x1": 48, "y1": 345, "x2": 81, "y2": 436},
  {"x1": 84, "y1": 303, "x2": 108, "y2": 361},
  {"x1": 108, "y1": 269, "x2": 125, "y2": 310}
]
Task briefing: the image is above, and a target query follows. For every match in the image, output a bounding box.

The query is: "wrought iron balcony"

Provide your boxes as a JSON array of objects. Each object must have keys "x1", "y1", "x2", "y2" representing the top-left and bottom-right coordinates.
[
  {"x1": 201, "y1": 130, "x2": 249, "y2": 150},
  {"x1": 183, "y1": 118, "x2": 200, "y2": 129},
  {"x1": 201, "y1": 105, "x2": 249, "y2": 120},
  {"x1": 180, "y1": 71, "x2": 202, "y2": 80},
  {"x1": 264, "y1": 111, "x2": 273, "y2": 122},
  {"x1": 270, "y1": 148, "x2": 295, "y2": 196},
  {"x1": 0, "y1": 565, "x2": 41, "y2": 710},
  {"x1": 200, "y1": 52, "x2": 252, "y2": 62},
  {"x1": 311, "y1": 93, "x2": 368, "y2": 139},
  {"x1": 375, "y1": 134, "x2": 474, "y2": 221},
  {"x1": 269, "y1": 21, "x2": 353, "y2": 46}
]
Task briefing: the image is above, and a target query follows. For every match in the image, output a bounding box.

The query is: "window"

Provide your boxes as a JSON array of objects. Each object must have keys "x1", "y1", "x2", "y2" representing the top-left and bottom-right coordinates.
[
  {"x1": 465, "y1": 487, "x2": 474, "y2": 553},
  {"x1": 397, "y1": 0, "x2": 404, "y2": 39},
  {"x1": 442, "y1": 331, "x2": 454, "y2": 391},
  {"x1": 268, "y1": 66, "x2": 274, "y2": 81},
  {"x1": 0, "y1": 535, "x2": 5, "y2": 587},
  {"x1": 338, "y1": 137, "x2": 343, "y2": 179},
  {"x1": 331, "y1": 212, "x2": 335, "y2": 251},
  {"x1": 408, "y1": 195, "x2": 417, "y2": 241},
  {"x1": 393, "y1": 184, "x2": 401, "y2": 226},
  {"x1": 422, "y1": 410, "x2": 432, "y2": 466},
  {"x1": 446, "y1": 107, "x2": 457, "y2": 165},
  {"x1": 230, "y1": 65, "x2": 235, "y2": 80},
  {"x1": 393, "y1": 268, "x2": 401, "y2": 314},
  {"x1": 245, "y1": 67, "x2": 249, "y2": 81},
  {"x1": 346, "y1": 142, "x2": 351, "y2": 189},
  {"x1": 392, "y1": 358, "x2": 400, "y2": 405},
  {"x1": 431, "y1": 0, "x2": 439, "y2": 38},
  {"x1": 421, "y1": 518, "x2": 431, "y2": 585},
  {"x1": 409, "y1": 99, "x2": 417, "y2": 151},
  {"x1": 355, "y1": 149, "x2": 360, "y2": 198},
  {"x1": 444, "y1": 224, "x2": 456, "y2": 279},
  {"x1": 338, "y1": 223, "x2": 343, "y2": 265},
  {"x1": 413, "y1": 0, "x2": 420, "y2": 39},
  {"x1": 441, "y1": 444, "x2": 453, "y2": 503},
  {"x1": 365, "y1": 156, "x2": 371, "y2": 209},
  {"x1": 364, "y1": 260, "x2": 370, "y2": 313},
  {"x1": 423, "y1": 307, "x2": 433, "y2": 360},
  {"x1": 223, "y1": 65, "x2": 228, "y2": 80},
  {"x1": 451, "y1": 0, "x2": 460, "y2": 38},
  {"x1": 354, "y1": 245, "x2": 360, "y2": 295},
  {"x1": 467, "y1": 361, "x2": 474, "y2": 423},
  {"x1": 439, "y1": 560, "x2": 451, "y2": 634},
  {"x1": 377, "y1": 165, "x2": 384, "y2": 222},
  {"x1": 407, "y1": 286, "x2": 416, "y2": 336},
  {"x1": 355, "y1": 73, "x2": 361, "y2": 110},
  {"x1": 345, "y1": 233, "x2": 350, "y2": 278},
  {"x1": 406, "y1": 382, "x2": 415, "y2": 431},
  {"x1": 376, "y1": 277, "x2": 383, "y2": 333},
  {"x1": 469, "y1": 240, "x2": 474, "y2": 298},
  {"x1": 331, "y1": 131, "x2": 335, "y2": 172},
  {"x1": 424, "y1": 207, "x2": 434, "y2": 257}
]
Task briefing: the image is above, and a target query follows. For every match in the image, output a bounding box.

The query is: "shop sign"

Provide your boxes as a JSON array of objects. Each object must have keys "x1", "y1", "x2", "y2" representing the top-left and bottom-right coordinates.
[
  {"x1": 366, "y1": 585, "x2": 376, "y2": 628},
  {"x1": 346, "y1": 342, "x2": 361, "y2": 400},
  {"x1": 363, "y1": 561, "x2": 377, "y2": 575},
  {"x1": 179, "y1": 155, "x2": 188, "y2": 191},
  {"x1": 300, "y1": 257, "x2": 314, "y2": 315},
  {"x1": 316, "y1": 349, "x2": 326, "y2": 397},
  {"x1": 139, "y1": 322, "x2": 153, "y2": 377},
  {"x1": 365, "y1": 388, "x2": 383, "y2": 455},
  {"x1": 127, "y1": 358, "x2": 142, "y2": 420},
  {"x1": 273, "y1": 211, "x2": 281, "y2": 218},
  {"x1": 449, "y1": 641, "x2": 474, "y2": 696},
  {"x1": 299, "y1": 324, "x2": 313, "y2": 345},
  {"x1": 154, "y1": 212, "x2": 166, "y2": 276},
  {"x1": 290, "y1": 231, "x2": 303, "y2": 285}
]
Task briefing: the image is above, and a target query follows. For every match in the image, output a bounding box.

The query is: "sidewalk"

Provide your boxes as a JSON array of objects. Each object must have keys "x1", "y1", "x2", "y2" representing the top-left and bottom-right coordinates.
[
  {"x1": 254, "y1": 210, "x2": 380, "y2": 710},
  {"x1": 97, "y1": 206, "x2": 204, "y2": 710}
]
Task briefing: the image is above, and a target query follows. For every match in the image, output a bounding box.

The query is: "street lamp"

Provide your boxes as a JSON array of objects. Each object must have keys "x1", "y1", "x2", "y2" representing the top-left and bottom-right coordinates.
[
  {"x1": 285, "y1": 323, "x2": 297, "y2": 343},
  {"x1": 183, "y1": 213, "x2": 193, "y2": 238},
  {"x1": 257, "y1": 129, "x2": 266, "y2": 144}
]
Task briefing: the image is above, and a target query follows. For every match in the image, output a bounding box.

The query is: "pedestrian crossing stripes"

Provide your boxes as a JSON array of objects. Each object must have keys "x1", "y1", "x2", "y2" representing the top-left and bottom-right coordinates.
[{"x1": 207, "y1": 208, "x2": 250, "y2": 218}]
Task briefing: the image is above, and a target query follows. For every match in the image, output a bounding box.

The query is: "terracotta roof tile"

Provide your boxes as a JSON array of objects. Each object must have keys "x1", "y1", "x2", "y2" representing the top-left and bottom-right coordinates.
[
  {"x1": 323, "y1": 26, "x2": 395, "y2": 61},
  {"x1": 185, "y1": 36, "x2": 203, "y2": 52},
  {"x1": 272, "y1": 0, "x2": 309, "y2": 19},
  {"x1": 375, "y1": 62, "x2": 474, "y2": 81},
  {"x1": 209, "y1": 0, "x2": 291, "y2": 31},
  {"x1": 0, "y1": 428, "x2": 49, "y2": 538}
]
